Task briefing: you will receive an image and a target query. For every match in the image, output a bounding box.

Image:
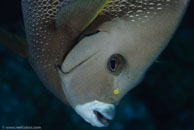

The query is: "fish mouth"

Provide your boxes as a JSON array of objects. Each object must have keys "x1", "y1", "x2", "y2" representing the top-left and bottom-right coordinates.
[
  {"x1": 75, "y1": 100, "x2": 115, "y2": 127},
  {"x1": 93, "y1": 110, "x2": 111, "y2": 127}
]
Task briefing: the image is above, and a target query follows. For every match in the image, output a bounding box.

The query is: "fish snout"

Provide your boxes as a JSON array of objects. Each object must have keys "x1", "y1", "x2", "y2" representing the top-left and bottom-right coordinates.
[{"x1": 75, "y1": 100, "x2": 115, "y2": 127}]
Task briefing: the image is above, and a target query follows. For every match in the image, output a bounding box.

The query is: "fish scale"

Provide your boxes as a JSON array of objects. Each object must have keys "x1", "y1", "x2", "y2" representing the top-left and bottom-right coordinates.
[
  {"x1": 83, "y1": 0, "x2": 179, "y2": 34},
  {"x1": 102, "y1": 0, "x2": 176, "y2": 18},
  {"x1": 22, "y1": 0, "x2": 71, "y2": 104}
]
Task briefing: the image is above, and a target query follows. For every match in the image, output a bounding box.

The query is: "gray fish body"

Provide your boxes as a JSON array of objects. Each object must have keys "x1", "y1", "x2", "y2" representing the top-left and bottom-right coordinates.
[{"x1": 20, "y1": 0, "x2": 190, "y2": 127}]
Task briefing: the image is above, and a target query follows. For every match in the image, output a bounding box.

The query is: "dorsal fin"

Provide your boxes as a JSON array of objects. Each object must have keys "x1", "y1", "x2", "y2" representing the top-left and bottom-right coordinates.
[{"x1": 56, "y1": 0, "x2": 110, "y2": 37}]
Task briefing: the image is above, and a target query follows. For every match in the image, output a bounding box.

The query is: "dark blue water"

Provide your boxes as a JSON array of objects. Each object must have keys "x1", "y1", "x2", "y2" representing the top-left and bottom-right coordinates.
[{"x1": 0, "y1": 0, "x2": 194, "y2": 130}]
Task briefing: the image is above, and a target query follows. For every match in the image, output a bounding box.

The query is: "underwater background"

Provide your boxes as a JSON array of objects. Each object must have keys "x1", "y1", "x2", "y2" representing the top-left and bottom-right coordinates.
[{"x1": 0, "y1": 0, "x2": 193, "y2": 130}]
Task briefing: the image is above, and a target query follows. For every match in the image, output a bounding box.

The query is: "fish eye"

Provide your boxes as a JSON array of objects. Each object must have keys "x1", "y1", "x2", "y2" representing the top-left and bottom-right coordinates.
[{"x1": 107, "y1": 54, "x2": 125, "y2": 75}]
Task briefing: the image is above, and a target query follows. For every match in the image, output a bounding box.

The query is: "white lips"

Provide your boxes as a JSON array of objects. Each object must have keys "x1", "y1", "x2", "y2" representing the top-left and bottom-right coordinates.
[{"x1": 74, "y1": 100, "x2": 115, "y2": 127}]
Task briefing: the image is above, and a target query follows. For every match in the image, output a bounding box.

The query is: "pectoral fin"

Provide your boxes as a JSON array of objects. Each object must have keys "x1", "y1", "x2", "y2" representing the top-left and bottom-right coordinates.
[
  {"x1": 56, "y1": 0, "x2": 109, "y2": 36},
  {"x1": 0, "y1": 28, "x2": 28, "y2": 58}
]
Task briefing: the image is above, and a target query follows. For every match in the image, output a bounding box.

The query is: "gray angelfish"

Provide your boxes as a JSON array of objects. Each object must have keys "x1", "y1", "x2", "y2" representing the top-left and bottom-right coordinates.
[{"x1": 0, "y1": 0, "x2": 190, "y2": 128}]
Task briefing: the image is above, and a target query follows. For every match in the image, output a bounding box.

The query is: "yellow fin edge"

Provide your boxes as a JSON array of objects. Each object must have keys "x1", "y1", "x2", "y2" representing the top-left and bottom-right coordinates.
[{"x1": 82, "y1": 0, "x2": 110, "y2": 31}]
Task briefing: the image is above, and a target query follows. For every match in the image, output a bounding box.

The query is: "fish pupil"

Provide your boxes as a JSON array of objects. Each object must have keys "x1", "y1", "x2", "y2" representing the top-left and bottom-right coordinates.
[{"x1": 110, "y1": 58, "x2": 117, "y2": 71}]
